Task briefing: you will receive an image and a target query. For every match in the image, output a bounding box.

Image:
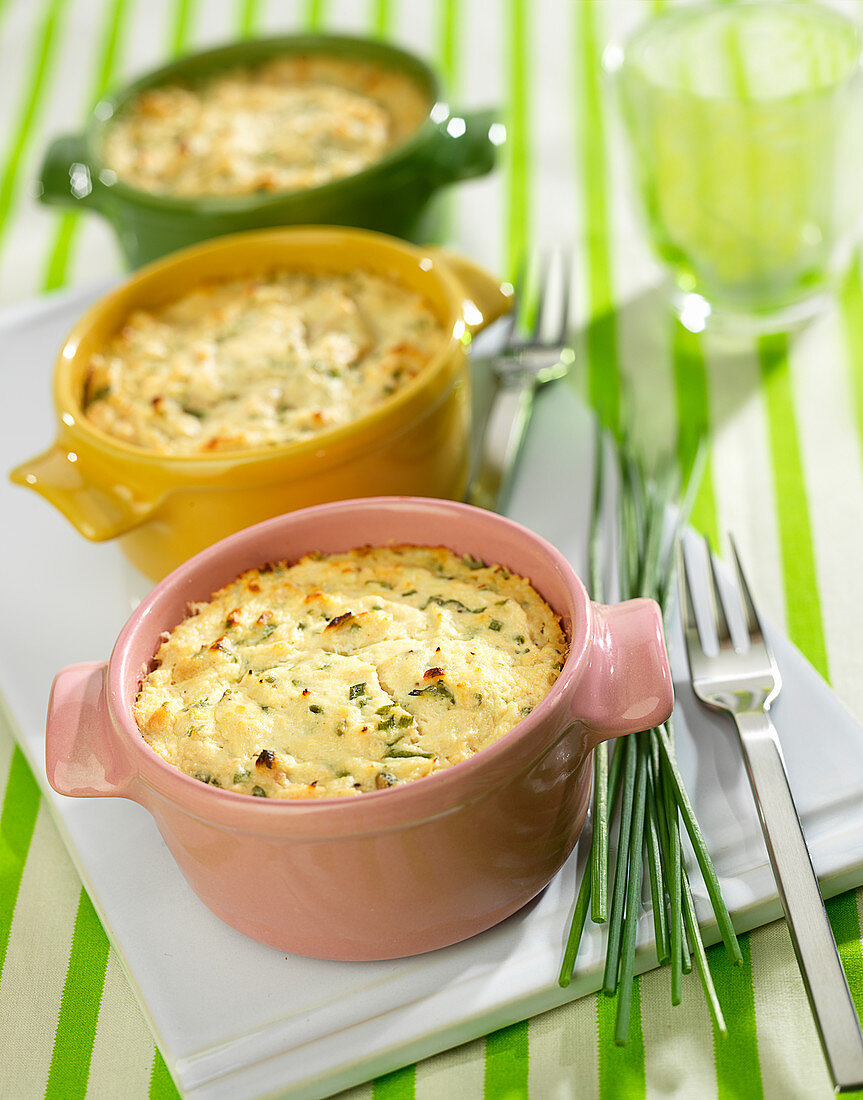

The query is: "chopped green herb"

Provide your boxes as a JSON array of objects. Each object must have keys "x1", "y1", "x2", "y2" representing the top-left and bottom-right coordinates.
[
  {"x1": 421, "y1": 595, "x2": 486, "y2": 614},
  {"x1": 489, "y1": 619, "x2": 503, "y2": 631},
  {"x1": 375, "y1": 704, "x2": 394, "y2": 715},
  {"x1": 397, "y1": 714, "x2": 413, "y2": 728},
  {"x1": 251, "y1": 786, "x2": 267, "y2": 797},
  {"x1": 409, "y1": 681, "x2": 456, "y2": 704},
  {"x1": 462, "y1": 554, "x2": 486, "y2": 570},
  {"x1": 233, "y1": 768, "x2": 250, "y2": 783},
  {"x1": 241, "y1": 622, "x2": 277, "y2": 644},
  {"x1": 85, "y1": 384, "x2": 111, "y2": 409},
  {"x1": 377, "y1": 715, "x2": 396, "y2": 731},
  {"x1": 385, "y1": 747, "x2": 436, "y2": 760},
  {"x1": 514, "y1": 634, "x2": 525, "y2": 645},
  {"x1": 349, "y1": 683, "x2": 366, "y2": 700},
  {"x1": 309, "y1": 704, "x2": 323, "y2": 714},
  {"x1": 402, "y1": 588, "x2": 417, "y2": 596}
]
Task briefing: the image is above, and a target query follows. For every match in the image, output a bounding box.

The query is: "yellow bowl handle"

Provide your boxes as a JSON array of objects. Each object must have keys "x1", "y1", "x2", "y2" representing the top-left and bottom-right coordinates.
[
  {"x1": 10, "y1": 441, "x2": 163, "y2": 541},
  {"x1": 425, "y1": 247, "x2": 513, "y2": 336}
]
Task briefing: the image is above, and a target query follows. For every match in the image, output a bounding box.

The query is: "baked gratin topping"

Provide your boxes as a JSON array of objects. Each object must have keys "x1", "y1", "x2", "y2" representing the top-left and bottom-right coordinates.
[
  {"x1": 81, "y1": 269, "x2": 444, "y2": 454},
  {"x1": 101, "y1": 55, "x2": 429, "y2": 197},
  {"x1": 135, "y1": 546, "x2": 568, "y2": 799}
]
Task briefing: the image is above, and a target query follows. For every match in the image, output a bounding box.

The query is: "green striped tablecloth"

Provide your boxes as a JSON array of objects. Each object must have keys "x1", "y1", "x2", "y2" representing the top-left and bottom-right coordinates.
[{"x1": 3, "y1": 1, "x2": 863, "y2": 1097}]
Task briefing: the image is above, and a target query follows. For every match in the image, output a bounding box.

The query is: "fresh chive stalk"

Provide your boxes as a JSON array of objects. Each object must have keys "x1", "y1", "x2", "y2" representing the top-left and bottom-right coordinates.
[
  {"x1": 656, "y1": 723, "x2": 743, "y2": 966},
  {"x1": 614, "y1": 732, "x2": 650, "y2": 1045},
  {"x1": 558, "y1": 430, "x2": 740, "y2": 1038},
  {"x1": 588, "y1": 431, "x2": 609, "y2": 925},
  {"x1": 644, "y1": 765, "x2": 670, "y2": 967},
  {"x1": 659, "y1": 735, "x2": 685, "y2": 1003},
  {"x1": 590, "y1": 742, "x2": 609, "y2": 924},
  {"x1": 602, "y1": 734, "x2": 638, "y2": 995},
  {"x1": 559, "y1": 737, "x2": 625, "y2": 989},
  {"x1": 559, "y1": 863, "x2": 592, "y2": 985},
  {"x1": 682, "y1": 869, "x2": 727, "y2": 1035}
]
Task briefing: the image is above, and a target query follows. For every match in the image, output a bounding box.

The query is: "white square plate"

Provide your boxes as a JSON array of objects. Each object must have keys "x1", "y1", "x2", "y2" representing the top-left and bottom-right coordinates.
[{"x1": 3, "y1": 286, "x2": 863, "y2": 1100}]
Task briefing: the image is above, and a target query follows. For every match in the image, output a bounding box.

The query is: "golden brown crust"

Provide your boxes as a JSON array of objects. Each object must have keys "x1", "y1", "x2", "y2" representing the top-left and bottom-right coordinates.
[
  {"x1": 82, "y1": 270, "x2": 443, "y2": 455},
  {"x1": 102, "y1": 55, "x2": 429, "y2": 198},
  {"x1": 135, "y1": 546, "x2": 568, "y2": 799}
]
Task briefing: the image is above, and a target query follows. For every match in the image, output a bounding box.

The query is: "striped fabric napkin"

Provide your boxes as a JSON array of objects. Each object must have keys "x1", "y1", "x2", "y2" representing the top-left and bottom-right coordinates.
[{"x1": 2, "y1": 1, "x2": 863, "y2": 1098}]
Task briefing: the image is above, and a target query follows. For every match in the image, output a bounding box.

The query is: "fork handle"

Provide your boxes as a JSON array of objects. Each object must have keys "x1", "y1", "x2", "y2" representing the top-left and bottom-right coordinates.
[
  {"x1": 734, "y1": 708, "x2": 863, "y2": 1093},
  {"x1": 465, "y1": 377, "x2": 534, "y2": 513}
]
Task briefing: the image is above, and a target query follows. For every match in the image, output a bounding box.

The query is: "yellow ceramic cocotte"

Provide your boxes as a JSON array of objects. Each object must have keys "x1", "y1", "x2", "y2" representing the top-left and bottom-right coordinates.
[{"x1": 11, "y1": 227, "x2": 511, "y2": 580}]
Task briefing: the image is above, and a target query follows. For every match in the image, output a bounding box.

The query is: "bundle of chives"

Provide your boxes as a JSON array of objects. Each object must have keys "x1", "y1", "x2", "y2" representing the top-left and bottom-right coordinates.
[{"x1": 558, "y1": 431, "x2": 743, "y2": 1043}]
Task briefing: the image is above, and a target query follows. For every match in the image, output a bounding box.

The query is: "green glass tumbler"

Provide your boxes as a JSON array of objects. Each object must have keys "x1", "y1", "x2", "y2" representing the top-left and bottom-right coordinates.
[{"x1": 618, "y1": 2, "x2": 863, "y2": 333}]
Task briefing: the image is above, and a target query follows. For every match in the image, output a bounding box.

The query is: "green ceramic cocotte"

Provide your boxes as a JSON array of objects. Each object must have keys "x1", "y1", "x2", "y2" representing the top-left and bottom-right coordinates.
[{"x1": 38, "y1": 34, "x2": 503, "y2": 268}]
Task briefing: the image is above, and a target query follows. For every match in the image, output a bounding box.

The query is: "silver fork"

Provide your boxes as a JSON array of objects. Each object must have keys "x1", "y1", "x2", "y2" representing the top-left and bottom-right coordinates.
[
  {"x1": 679, "y1": 536, "x2": 863, "y2": 1093},
  {"x1": 465, "y1": 253, "x2": 574, "y2": 512}
]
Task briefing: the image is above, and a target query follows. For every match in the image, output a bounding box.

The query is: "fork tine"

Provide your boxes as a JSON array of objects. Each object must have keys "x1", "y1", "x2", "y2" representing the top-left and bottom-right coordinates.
[
  {"x1": 500, "y1": 252, "x2": 529, "y2": 347},
  {"x1": 499, "y1": 303, "x2": 518, "y2": 350},
  {"x1": 500, "y1": 256, "x2": 524, "y2": 347},
  {"x1": 554, "y1": 252, "x2": 572, "y2": 346},
  {"x1": 728, "y1": 533, "x2": 765, "y2": 643},
  {"x1": 705, "y1": 538, "x2": 733, "y2": 647},
  {"x1": 676, "y1": 540, "x2": 700, "y2": 641},
  {"x1": 678, "y1": 534, "x2": 858, "y2": 1085},
  {"x1": 511, "y1": 252, "x2": 527, "y2": 300},
  {"x1": 529, "y1": 253, "x2": 549, "y2": 342}
]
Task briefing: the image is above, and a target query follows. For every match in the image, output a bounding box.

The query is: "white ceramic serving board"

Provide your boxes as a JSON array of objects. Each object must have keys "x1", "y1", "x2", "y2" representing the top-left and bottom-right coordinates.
[{"x1": 3, "y1": 285, "x2": 863, "y2": 1100}]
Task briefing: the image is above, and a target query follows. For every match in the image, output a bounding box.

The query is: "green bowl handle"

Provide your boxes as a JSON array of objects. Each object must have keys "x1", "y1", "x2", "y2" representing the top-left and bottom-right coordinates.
[
  {"x1": 38, "y1": 133, "x2": 102, "y2": 209},
  {"x1": 426, "y1": 107, "x2": 503, "y2": 186}
]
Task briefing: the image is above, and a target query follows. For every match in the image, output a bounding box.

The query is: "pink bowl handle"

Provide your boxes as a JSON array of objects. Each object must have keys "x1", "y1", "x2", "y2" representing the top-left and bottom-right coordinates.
[
  {"x1": 46, "y1": 661, "x2": 135, "y2": 798},
  {"x1": 575, "y1": 598, "x2": 673, "y2": 746}
]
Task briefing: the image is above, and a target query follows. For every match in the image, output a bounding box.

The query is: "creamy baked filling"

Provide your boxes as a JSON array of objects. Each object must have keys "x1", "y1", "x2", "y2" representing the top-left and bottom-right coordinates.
[
  {"x1": 101, "y1": 55, "x2": 429, "y2": 197},
  {"x1": 134, "y1": 546, "x2": 568, "y2": 799},
  {"x1": 81, "y1": 269, "x2": 444, "y2": 454}
]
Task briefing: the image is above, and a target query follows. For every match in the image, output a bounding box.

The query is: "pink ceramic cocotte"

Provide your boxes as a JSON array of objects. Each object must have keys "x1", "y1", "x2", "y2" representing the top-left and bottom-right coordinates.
[{"x1": 46, "y1": 497, "x2": 673, "y2": 961}]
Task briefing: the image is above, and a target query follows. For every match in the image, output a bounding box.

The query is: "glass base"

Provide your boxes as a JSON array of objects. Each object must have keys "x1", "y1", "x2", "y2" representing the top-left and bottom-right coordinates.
[{"x1": 670, "y1": 285, "x2": 834, "y2": 338}]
